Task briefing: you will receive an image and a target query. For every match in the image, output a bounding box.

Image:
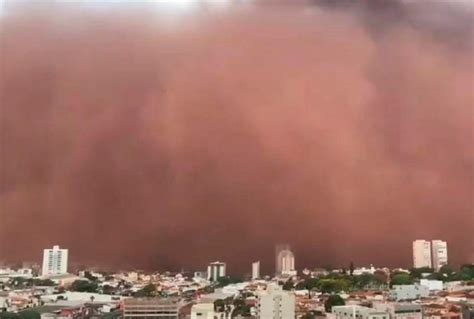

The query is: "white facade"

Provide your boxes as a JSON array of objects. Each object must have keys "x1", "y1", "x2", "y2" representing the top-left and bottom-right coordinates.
[
  {"x1": 374, "y1": 303, "x2": 422, "y2": 319},
  {"x1": 191, "y1": 303, "x2": 214, "y2": 319},
  {"x1": 431, "y1": 240, "x2": 448, "y2": 271},
  {"x1": 207, "y1": 261, "x2": 226, "y2": 282},
  {"x1": 412, "y1": 240, "x2": 432, "y2": 268},
  {"x1": 390, "y1": 285, "x2": 429, "y2": 301},
  {"x1": 252, "y1": 261, "x2": 260, "y2": 280},
  {"x1": 332, "y1": 305, "x2": 389, "y2": 319},
  {"x1": 275, "y1": 244, "x2": 295, "y2": 275},
  {"x1": 256, "y1": 284, "x2": 295, "y2": 319},
  {"x1": 42, "y1": 245, "x2": 68, "y2": 276},
  {"x1": 420, "y1": 279, "x2": 443, "y2": 292}
]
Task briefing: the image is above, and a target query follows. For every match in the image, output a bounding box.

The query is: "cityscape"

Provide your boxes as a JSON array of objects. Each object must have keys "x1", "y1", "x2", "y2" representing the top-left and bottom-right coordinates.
[
  {"x1": 0, "y1": 240, "x2": 473, "y2": 318},
  {"x1": 1, "y1": 0, "x2": 473, "y2": 319}
]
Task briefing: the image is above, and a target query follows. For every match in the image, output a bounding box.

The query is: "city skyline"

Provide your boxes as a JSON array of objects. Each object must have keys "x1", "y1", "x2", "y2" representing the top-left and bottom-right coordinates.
[{"x1": 2, "y1": 240, "x2": 463, "y2": 277}]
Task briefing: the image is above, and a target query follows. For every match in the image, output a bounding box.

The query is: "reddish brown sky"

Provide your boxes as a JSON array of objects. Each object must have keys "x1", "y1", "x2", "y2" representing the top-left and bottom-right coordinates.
[{"x1": 0, "y1": 1, "x2": 473, "y2": 274}]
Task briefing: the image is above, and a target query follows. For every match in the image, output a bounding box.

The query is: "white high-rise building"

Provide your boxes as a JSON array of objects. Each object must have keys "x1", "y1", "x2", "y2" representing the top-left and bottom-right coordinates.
[
  {"x1": 256, "y1": 284, "x2": 295, "y2": 319},
  {"x1": 431, "y1": 240, "x2": 448, "y2": 271},
  {"x1": 413, "y1": 240, "x2": 432, "y2": 268},
  {"x1": 252, "y1": 261, "x2": 260, "y2": 280},
  {"x1": 207, "y1": 261, "x2": 226, "y2": 282},
  {"x1": 275, "y1": 244, "x2": 295, "y2": 275},
  {"x1": 42, "y1": 245, "x2": 68, "y2": 276}
]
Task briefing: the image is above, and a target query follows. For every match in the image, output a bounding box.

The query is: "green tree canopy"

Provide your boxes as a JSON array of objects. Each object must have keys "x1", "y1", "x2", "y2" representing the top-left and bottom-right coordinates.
[
  {"x1": 134, "y1": 283, "x2": 157, "y2": 297},
  {"x1": 439, "y1": 265, "x2": 453, "y2": 275},
  {"x1": 214, "y1": 299, "x2": 225, "y2": 312},
  {"x1": 391, "y1": 273, "x2": 413, "y2": 286},
  {"x1": 32, "y1": 279, "x2": 55, "y2": 286},
  {"x1": 282, "y1": 279, "x2": 294, "y2": 291},
  {"x1": 302, "y1": 278, "x2": 320, "y2": 290},
  {"x1": 318, "y1": 279, "x2": 351, "y2": 293},
  {"x1": 216, "y1": 276, "x2": 242, "y2": 287},
  {"x1": 324, "y1": 295, "x2": 345, "y2": 313},
  {"x1": 71, "y1": 280, "x2": 99, "y2": 293},
  {"x1": 354, "y1": 274, "x2": 378, "y2": 289},
  {"x1": 409, "y1": 267, "x2": 434, "y2": 279},
  {"x1": 18, "y1": 310, "x2": 41, "y2": 319}
]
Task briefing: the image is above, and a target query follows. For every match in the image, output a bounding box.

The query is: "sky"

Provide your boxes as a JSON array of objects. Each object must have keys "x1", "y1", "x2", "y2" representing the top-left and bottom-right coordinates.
[{"x1": 0, "y1": 0, "x2": 473, "y2": 275}]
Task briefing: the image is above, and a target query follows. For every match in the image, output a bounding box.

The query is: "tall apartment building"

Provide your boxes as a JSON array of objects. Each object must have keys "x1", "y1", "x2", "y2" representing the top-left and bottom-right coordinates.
[
  {"x1": 207, "y1": 261, "x2": 226, "y2": 282},
  {"x1": 431, "y1": 240, "x2": 448, "y2": 271},
  {"x1": 252, "y1": 261, "x2": 260, "y2": 280},
  {"x1": 42, "y1": 245, "x2": 68, "y2": 276},
  {"x1": 412, "y1": 240, "x2": 432, "y2": 268},
  {"x1": 256, "y1": 284, "x2": 295, "y2": 319},
  {"x1": 412, "y1": 239, "x2": 448, "y2": 270},
  {"x1": 275, "y1": 244, "x2": 295, "y2": 275}
]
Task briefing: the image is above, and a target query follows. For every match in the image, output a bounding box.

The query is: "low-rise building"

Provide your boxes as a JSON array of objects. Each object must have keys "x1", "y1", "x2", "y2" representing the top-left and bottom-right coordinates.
[
  {"x1": 191, "y1": 303, "x2": 214, "y2": 319},
  {"x1": 420, "y1": 280, "x2": 444, "y2": 292},
  {"x1": 122, "y1": 298, "x2": 180, "y2": 319},
  {"x1": 332, "y1": 305, "x2": 389, "y2": 319},
  {"x1": 374, "y1": 302, "x2": 423, "y2": 319},
  {"x1": 390, "y1": 285, "x2": 429, "y2": 301}
]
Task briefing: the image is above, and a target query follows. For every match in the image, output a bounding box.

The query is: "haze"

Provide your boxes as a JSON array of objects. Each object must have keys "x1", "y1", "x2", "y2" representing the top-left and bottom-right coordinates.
[{"x1": 0, "y1": 0, "x2": 473, "y2": 274}]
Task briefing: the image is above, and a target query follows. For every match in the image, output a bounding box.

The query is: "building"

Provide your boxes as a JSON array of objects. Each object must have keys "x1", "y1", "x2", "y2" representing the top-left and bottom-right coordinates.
[
  {"x1": 420, "y1": 279, "x2": 443, "y2": 292},
  {"x1": 252, "y1": 261, "x2": 260, "y2": 280},
  {"x1": 256, "y1": 284, "x2": 295, "y2": 319},
  {"x1": 431, "y1": 240, "x2": 448, "y2": 271},
  {"x1": 390, "y1": 284, "x2": 429, "y2": 301},
  {"x1": 122, "y1": 298, "x2": 179, "y2": 319},
  {"x1": 332, "y1": 305, "x2": 389, "y2": 319},
  {"x1": 374, "y1": 303, "x2": 422, "y2": 319},
  {"x1": 413, "y1": 240, "x2": 432, "y2": 268},
  {"x1": 207, "y1": 261, "x2": 226, "y2": 282},
  {"x1": 42, "y1": 245, "x2": 68, "y2": 276},
  {"x1": 191, "y1": 303, "x2": 214, "y2": 319},
  {"x1": 275, "y1": 244, "x2": 295, "y2": 275}
]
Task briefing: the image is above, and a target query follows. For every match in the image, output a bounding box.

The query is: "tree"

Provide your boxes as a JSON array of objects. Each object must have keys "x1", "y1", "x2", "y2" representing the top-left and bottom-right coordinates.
[
  {"x1": 295, "y1": 281, "x2": 306, "y2": 290},
  {"x1": 303, "y1": 278, "x2": 320, "y2": 290},
  {"x1": 349, "y1": 262, "x2": 354, "y2": 276},
  {"x1": 134, "y1": 283, "x2": 157, "y2": 297},
  {"x1": 301, "y1": 312, "x2": 317, "y2": 319},
  {"x1": 0, "y1": 313, "x2": 19, "y2": 319},
  {"x1": 390, "y1": 273, "x2": 413, "y2": 286},
  {"x1": 32, "y1": 279, "x2": 55, "y2": 286},
  {"x1": 354, "y1": 274, "x2": 378, "y2": 289},
  {"x1": 232, "y1": 298, "x2": 251, "y2": 317},
  {"x1": 71, "y1": 280, "x2": 99, "y2": 293},
  {"x1": 282, "y1": 279, "x2": 294, "y2": 291},
  {"x1": 459, "y1": 264, "x2": 474, "y2": 280},
  {"x1": 84, "y1": 271, "x2": 98, "y2": 281},
  {"x1": 102, "y1": 284, "x2": 116, "y2": 295},
  {"x1": 18, "y1": 311, "x2": 41, "y2": 319},
  {"x1": 439, "y1": 265, "x2": 453, "y2": 275},
  {"x1": 427, "y1": 272, "x2": 445, "y2": 281},
  {"x1": 216, "y1": 276, "x2": 242, "y2": 287},
  {"x1": 214, "y1": 299, "x2": 226, "y2": 312},
  {"x1": 324, "y1": 295, "x2": 345, "y2": 313},
  {"x1": 318, "y1": 279, "x2": 350, "y2": 293},
  {"x1": 374, "y1": 270, "x2": 389, "y2": 284},
  {"x1": 409, "y1": 267, "x2": 433, "y2": 279}
]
